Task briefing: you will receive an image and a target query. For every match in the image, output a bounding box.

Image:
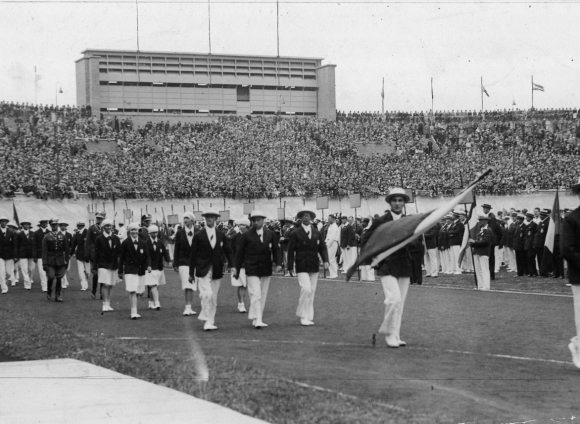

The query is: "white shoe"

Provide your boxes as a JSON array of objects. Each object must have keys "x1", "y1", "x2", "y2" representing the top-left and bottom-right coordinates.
[
  {"x1": 107, "y1": 305, "x2": 114, "y2": 311},
  {"x1": 183, "y1": 306, "x2": 193, "y2": 316},
  {"x1": 131, "y1": 313, "x2": 141, "y2": 320},
  {"x1": 453, "y1": 272, "x2": 462, "y2": 275},
  {"x1": 254, "y1": 321, "x2": 268, "y2": 328},
  {"x1": 155, "y1": 301, "x2": 161, "y2": 310},
  {"x1": 569, "y1": 337, "x2": 580, "y2": 368},
  {"x1": 203, "y1": 322, "x2": 218, "y2": 331},
  {"x1": 385, "y1": 334, "x2": 399, "y2": 348},
  {"x1": 148, "y1": 301, "x2": 155, "y2": 309},
  {"x1": 238, "y1": 303, "x2": 247, "y2": 313},
  {"x1": 399, "y1": 340, "x2": 407, "y2": 347},
  {"x1": 102, "y1": 304, "x2": 108, "y2": 312},
  {"x1": 300, "y1": 318, "x2": 314, "y2": 326},
  {"x1": 11, "y1": 282, "x2": 16, "y2": 287}
]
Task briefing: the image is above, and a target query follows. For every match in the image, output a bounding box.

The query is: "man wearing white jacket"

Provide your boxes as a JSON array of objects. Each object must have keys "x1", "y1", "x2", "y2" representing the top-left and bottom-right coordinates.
[{"x1": 324, "y1": 214, "x2": 340, "y2": 278}]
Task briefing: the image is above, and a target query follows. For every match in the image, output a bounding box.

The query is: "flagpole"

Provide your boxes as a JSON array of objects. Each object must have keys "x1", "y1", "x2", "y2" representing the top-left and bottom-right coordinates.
[
  {"x1": 34, "y1": 66, "x2": 37, "y2": 104},
  {"x1": 431, "y1": 77, "x2": 434, "y2": 114},
  {"x1": 480, "y1": 76, "x2": 483, "y2": 115},
  {"x1": 381, "y1": 77, "x2": 384, "y2": 114},
  {"x1": 531, "y1": 75, "x2": 534, "y2": 109}
]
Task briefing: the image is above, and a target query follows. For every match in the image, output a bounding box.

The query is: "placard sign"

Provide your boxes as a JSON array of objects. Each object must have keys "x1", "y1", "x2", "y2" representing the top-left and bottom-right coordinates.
[
  {"x1": 349, "y1": 193, "x2": 361, "y2": 209},
  {"x1": 316, "y1": 196, "x2": 329, "y2": 210},
  {"x1": 124, "y1": 209, "x2": 132, "y2": 219},
  {"x1": 404, "y1": 188, "x2": 415, "y2": 204},
  {"x1": 194, "y1": 211, "x2": 204, "y2": 221},
  {"x1": 219, "y1": 210, "x2": 230, "y2": 221},
  {"x1": 243, "y1": 203, "x2": 254, "y2": 214},
  {"x1": 453, "y1": 188, "x2": 475, "y2": 205},
  {"x1": 167, "y1": 214, "x2": 179, "y2": 225},
  {"x1": 277, "y1": 208, "x2": 285, "y2": 220}
]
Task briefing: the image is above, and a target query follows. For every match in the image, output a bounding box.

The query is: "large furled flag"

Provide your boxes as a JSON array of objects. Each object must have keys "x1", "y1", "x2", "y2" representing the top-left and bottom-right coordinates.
[
  {"x1": 12, "y1": 201, "x2": 20, "y2": 226},
  {"x1": 346, "y1": 169, "x2": 493, "y2": 281},
  {"x1": 457, "y1": 203, "x2": 479, "y2": 269},
  {"x1": 532, "y1": 82, "x2": 545, "y2": 92},
  {"x1": 481, "y1": 84, "x2": 490, "y2": 97},
  {"x1": 381, "y1": 78, "x2": 385, "y2": 100},
  {"x1": 540, "y1": 191, "x2": 561, "y2": 275}
]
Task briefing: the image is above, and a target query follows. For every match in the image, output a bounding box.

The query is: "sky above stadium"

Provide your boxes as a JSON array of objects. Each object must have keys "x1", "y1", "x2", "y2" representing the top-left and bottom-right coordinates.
[{"x1": 1, "y1": 0, "x2": 578, "y2": 112}]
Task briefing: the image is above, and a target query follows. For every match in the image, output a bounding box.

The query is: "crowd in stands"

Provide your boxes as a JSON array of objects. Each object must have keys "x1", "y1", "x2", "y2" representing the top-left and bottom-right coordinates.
[{"x1": 1, "y1": 100, "x2": 579, "y2": 200}]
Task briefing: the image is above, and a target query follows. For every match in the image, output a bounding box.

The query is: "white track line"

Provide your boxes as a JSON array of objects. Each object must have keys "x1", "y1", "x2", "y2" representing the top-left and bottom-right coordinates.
[{"x1": 116, "y1": 337, "x2": 574, "y2": 366}]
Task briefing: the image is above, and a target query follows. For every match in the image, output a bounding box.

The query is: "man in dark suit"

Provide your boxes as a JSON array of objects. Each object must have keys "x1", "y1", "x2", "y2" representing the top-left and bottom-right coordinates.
[
  {"x1": 438, "y1": 216, "x2": 452, "y2": 274},
  {"x1": 469, "y1": 215, "x2": 493, "y2": 290},
  {"x1": 230, "y1": 218, "x2": 249, "y2": 313},
  {"x1": 32, "y1": 219, "x2": 50, "y2": 292},
  {"x1": 361, "y1": 188, "x2": 412, "y2": 348},
  {"x1": 41, "y1": 219, "x2": 69, "y2": 302},
  {"x1": 234, "y1": 210, "x2": 282, "y2": 329},
  {"x1": 487, "y1": 212, "x2": 503, "y2": 280},
  {"x1": 16, "y1": 220, "x2": 35, "y2": 290},
  {"x1": 339, "y1": 216, "x2": 354, "y2": 273},
  {"x1": 534, "y1": 209, "x2": 550, "y2": 277},
  {"x1": 424, "y1": 221, "x2": 440, "y2": 277},
  {"x1": 448, "y1": 211, "x2": 465, "y2": 274},
  {"x1": 287, "y1": 209, "x2": 329, "y2": 326},
  {"x1": 58, "y1": 221, "x2": 73, "y2": 289},
  {"x1": 70, "y1": 222, "x2": 89, "y2": 291},
  {"x1": 173, "y1": 212, "x2": 198, "y2": 316},
  {"x1": 94, "y1": 219, "x2": 121, "y2": 313},
  {"x1": 0, "y1": 216, "x2": 17, "y2": 294},
  {"x1": 85, "y1": 212, "x2": 105, "y2": 298},
  {"x1": 118, "y1": 222, "x2": 151, "y2": 319},
  {"x1": 524, "y1": 212, "x2": 539, "y2": 277},
  {"x1": 280, "y1": 220, "x2": 294, "y2": 277},
  {"x1": 562, "y1": 178, "x2": 580, "y2": 368},
  {"x1": 513, "y1": 214, "x2": 527, "y2": 277},
  {"x1": 188, "y1": 210, "x2": 233, "y2": 331}
]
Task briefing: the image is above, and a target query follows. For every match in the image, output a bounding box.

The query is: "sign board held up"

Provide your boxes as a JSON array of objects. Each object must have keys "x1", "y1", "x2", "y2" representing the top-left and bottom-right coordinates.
[
  {"x1": 167, "y1": 214, "x2": 179, "y2": 225},
  {"x1": 277, "y1": 208, "x2": 285, "y2": 220},
  {"x1": 219, "y1": 210, "x2": 230, "y2": 221},
  {"x1": 243, "y1": 203, "x2": 254, "y2": 214},
  {"x1": 404, "y1": 189, "x2": 415, "y2": 204},
  {"x1": 453, "y1": 188, "x2": 475, "y2": 205},
  {"x1": 316, "y1": 196, "x2": 329, "y2": 210},
  {"x1": 349, "y1": 193, "x2": 361, "y2": 209},
  {"x1": 194, "y1": 211, "x2": 203, "y2": 222}
]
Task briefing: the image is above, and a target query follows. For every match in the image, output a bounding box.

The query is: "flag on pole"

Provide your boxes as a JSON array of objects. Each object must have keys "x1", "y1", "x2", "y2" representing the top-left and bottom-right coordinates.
[
  {"x1": 481, "y1": 84, "x2": 489, "y2": 97},
  {"x1": 540, "y1": 191, "x2": 561, "y2": 275},
  {"x1": 532, "y1": 82, "x2": 545, "y2": 92},
  {"x1": 381, "y1": 78, "x2": 385, "y2": 100},
  {"x1": 12, "y1": 201, "x2": 20, "y2": 226},
  {"x1": 346, "y1": 169, "x2": 493, "y2": 281},
  {"x1": 431, "y1": 78, "x2": 434, "y2": 99}
]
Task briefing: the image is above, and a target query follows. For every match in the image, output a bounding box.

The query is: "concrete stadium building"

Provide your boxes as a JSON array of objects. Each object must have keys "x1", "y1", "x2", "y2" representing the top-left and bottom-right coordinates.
[{"x1": 76, "y1": 49, "x2": 336, "y2": 123}]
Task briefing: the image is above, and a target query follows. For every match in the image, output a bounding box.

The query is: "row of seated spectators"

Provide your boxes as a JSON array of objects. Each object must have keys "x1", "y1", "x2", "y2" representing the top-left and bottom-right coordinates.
[{"x1": 1, "y1": 100, "x2": 579, "y2": 200}]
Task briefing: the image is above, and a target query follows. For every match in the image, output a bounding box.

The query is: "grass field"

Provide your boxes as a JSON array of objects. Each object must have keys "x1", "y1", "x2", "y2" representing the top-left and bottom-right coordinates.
[{"x1": 1, "y1": 262, "x2": 579, "y2": 424}]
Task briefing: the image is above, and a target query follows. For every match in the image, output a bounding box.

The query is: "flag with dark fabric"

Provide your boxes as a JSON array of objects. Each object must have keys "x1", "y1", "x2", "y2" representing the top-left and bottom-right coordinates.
[
  {"x1": 346, "y1": 169, "x2": 493, "y2": 281},
  {"x1": 12, "y1": 201, "x2": 20, "y2": 226},
  {"x1": 540, "y1": 190, "x2": 561, "y2": 275}
]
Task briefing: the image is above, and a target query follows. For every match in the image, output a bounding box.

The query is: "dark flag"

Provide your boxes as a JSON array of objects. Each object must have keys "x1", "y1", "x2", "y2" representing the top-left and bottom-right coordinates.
[
  {"x1": 540, "y1": 190, "x2": 561, "y2": 275},
  {"x1": 12, "y1": 201, "x2": 20, "y2": 226}
]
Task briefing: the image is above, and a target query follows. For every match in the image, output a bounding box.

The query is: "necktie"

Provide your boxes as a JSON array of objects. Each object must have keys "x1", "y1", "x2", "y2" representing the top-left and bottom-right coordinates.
[
  {"x1": 188, "y1": 231, "x2": 193, "y2": 236},
  {"x1": 210, "y1": 235, "x2": 214, "y2": 241},
  {"x1": 306, "y1": 231, "x2": 310, "y2": 239},
  {"x1": 153, "y1": 239, "x2": 157, "y2": 251},
  {"x1": 259, "y1": 233, "x2": 263, "y2": 243},
  {"x1": 108, "y1": 237, "x2": 112, "y2": 248}
]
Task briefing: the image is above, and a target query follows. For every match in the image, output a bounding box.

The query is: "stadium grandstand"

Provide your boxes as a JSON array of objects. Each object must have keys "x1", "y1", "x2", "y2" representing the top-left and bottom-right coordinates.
[
  {"x1": 76, "y1": 49, "x2": 337, "y2": 124},
  {"x1": 0, "y1": 100, "x2": 579, "y2": 201}
]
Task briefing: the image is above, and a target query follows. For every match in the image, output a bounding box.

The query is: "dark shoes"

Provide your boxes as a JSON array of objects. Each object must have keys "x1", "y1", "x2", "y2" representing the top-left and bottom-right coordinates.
[{"x1": 55, "y1": 294, "x2": 63, "y2": 302}]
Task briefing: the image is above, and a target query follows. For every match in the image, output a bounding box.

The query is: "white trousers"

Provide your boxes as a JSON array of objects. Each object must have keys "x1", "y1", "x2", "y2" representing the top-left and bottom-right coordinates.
[
  {"x1": 461, "y1": 247, "x2": 474, "y2": 272},
  {"x1": 168, "y1": 244, "x2": 174, "y2": 261},
  {"x1": 197, "y1": 269, "x2": 221, "y2": 325},
  {"x1": 440, "y1": 249, "x2": 449, "y2": 273},
  {"x1": 474, "y1": 254, "x2": 490, "y2": 290},
  {"x1": 495, "y1": 247, "x2": 503, "y2": 272},
  {"x1": 379, "y1": 276, "x2": 411, "y2": 340},
  {"x1": 76, "y1": 259, "x2": 89, "y2": 290},
  {"x1": 449, "y1": 245, "x2": 461, "y2": 273},
  {"x1": 326, "y1": 241, "x2": 339, "y2": 278},
  {"x1": 19, "y1": 258, "x2": 36, "y2": 288},
  {"x1": 572, "y1": 285, "x2": 580, "y2": 340},
  {"x1": 3, "y1": 259, "x2": 15, "y2": 283},
  {"x1": 296, "y1": 272, "x2": 318, "y2": 321},
  {"x1": 340, "y1": 247, "x2": 350, "y2": 271},
  {"x1": 507, "y1": 247, "x2": 517, "y2": 271},
  {"x1": 425, "y1": 248, "x2": 439, "y2": 277},
  {"x1": 61, "y1": 261, "x2": 72, "y2": 288},
  {"x1": 0, "y1": 258, "x2": 12, "y2": 291},
  {"x1": 36, "y1": 259, "x2": 48, "y2": 291},
  {"x1": 361, "y1": 265, "x2": 375, "y2": 281},
  {"x1": 348, "y1": 247, "x2": 358, "y2": 272},
  {"x1": 247, "y1": 276, "x2": 271, "y2": 322}
]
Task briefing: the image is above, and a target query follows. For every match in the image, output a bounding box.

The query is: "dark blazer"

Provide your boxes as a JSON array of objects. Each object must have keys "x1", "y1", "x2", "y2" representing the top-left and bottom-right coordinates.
[
  {"x1": 70, "y1": 228, "x2": 88, "y2": 259},
  {"x1": 0, "y1": 228, "x2": 17, "y2": 260},
  {"x1": 62, "y1": 232, "x2": 73, "y2": 256},
  {"x1": 340, "y1": 224, "x2": 355, "y2": 249},
  {"x1": 84, "y1": 223, "x2": 102, "y2": 261},
  {"x1": 533, "y1": 217, "x2": 550, "y2": 249},
  {"x1": 499, "y1": 225, "x2": 508, "y2": 248},
  {"x1": 438, "y1": 224, "x2": 450, "y2": 250},
  {"x1": 424, "y1": 223, "x2": 440, "y2": 250},
  {"x1": 448, "y1": 219, "x2": 465, "y2": 246},
  {"x1": 234, "y1": 227, "x2": 281, "y2": 277},
  {"x1": 119, "y1": 237, "x2": 150, "y2": 275},
  {"x1": 32, "y1": 227, "x2": 49, "y2": 259},
  {"x1": 94, "y1": 233, "x2": 121, "y2": 270},
  {"x1": 507, "y1": 221, "x2": 518, "y2": 249},
  {"x1": 561, "y1": 207, "x2": 580, "y2": 285},
  {"x1": 287, "y1": 224, "x2": 328, "y2": 274},
  {"x1": 146, "y1": 237, "x2": 171, "y2": 271},
  {"x1": 138, "y1": 226, "x2": 150, "y2": 241},
  {"x1": 16, "y1": 230, "x2": 35, "y2": 259},
  {"x1": 471, "y1": 226, "x2": 493, "y2": 256},
  {"x1": 230, "y1": 231, "x2": 245, "y2": 267},
  {"x1": 41, "y1": 231, "x2": 69, "y2": 267},
  {"x1": 524, "y1": 221, "x2": 538, "y2": 251},
  {"x1": 173, "y1": 227, "x2": 195, "y2": 267},
  {"x1": 488, "y1": 217, "x2": 503, "y2": 247},
  {"x1": 513, "y1": 222, "x2": 526, "y2": 251},
  {"x1": 361, "y1": 211, "x2": 412, "y2": 278},
  {"x1": 188, "y1": 227, "x2": 232, "y2": 279}
]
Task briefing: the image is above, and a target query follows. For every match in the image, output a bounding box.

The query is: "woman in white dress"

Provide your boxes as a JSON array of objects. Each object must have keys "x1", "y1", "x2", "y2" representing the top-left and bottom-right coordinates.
[{"x1": 145, "y1": 225, "x2": 171, "y2": 311}]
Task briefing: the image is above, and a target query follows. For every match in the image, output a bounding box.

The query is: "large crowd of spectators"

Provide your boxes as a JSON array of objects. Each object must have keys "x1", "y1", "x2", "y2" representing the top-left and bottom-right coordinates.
[{"x1": 1, "y1": 100, "x2": 579, "y2": 200}]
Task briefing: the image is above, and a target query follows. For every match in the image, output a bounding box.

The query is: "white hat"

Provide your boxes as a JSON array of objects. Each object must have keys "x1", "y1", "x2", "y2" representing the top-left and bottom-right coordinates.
[
  {"x1": 183, "y1": 212, "x2": 195, "y2": 221},
  {"x1": 148, "y1": 224, "x2": 159, "y2": 233},
  {"x1": 237, "y1": 218, "x2": 250, "y2": 227},
  {"x1": 102, "y1": 219, "x2": 114, "y2": 227},
  {"x1": 385, "y1": 188, "x2": 410, "y2": 203},
  {"x1": 297, "y1": 209, "x2": 316, "y2": 219},
  {"x1": 0, "y1": 217, "x2": 9, "y2": 223},
  {"x1": 477, "y1": 214, "x2": 490, "y2": 220},
  {"x1": 128, "y1": 222, "x2": 140, "y2": 231},
  {"x1": 250, "y1": 209, "x2": 267, "y2": 220},
  {"x1": 202, "y1": 209, "x2": 221, "y2": 218},
  {"x1": 77, "y1": 221, "x2": 85, "y2": 226}
]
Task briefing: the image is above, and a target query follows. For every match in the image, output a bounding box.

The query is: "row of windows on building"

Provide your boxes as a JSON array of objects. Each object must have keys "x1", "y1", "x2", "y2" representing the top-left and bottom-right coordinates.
[
  {"x1": 98, "y1": 81, "x2": 317, "y2": 91},
  {"x1": 99, "y1": 108, "x2": 316, "y2": 116}
]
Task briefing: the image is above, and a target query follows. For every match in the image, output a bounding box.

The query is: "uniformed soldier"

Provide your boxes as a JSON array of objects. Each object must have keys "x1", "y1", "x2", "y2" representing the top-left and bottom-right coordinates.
[
  {"x1": 0, "y1": 216, "x2": 17, "y2": 294},
  {"x1": 32, "y1": 219, "x2": 50, "y2": 292},
  {"x1": 524, "y1": 212, "x2": 538, "y2": 277},
  {"x1": 42, "y1": 218, "x2": 69, "y2": 302},
  {"x1": 534, "y1": 209, "x2": 551, "y2": 277},
  {"x1": 58, "y1": 221, "x2": 73, "y2": 289},
  {"x1": 513, "y1": 213, "x2": 527, "y2": 277},
  {"x1": 70, "y1": 222, "x2": 89, "y2": 291},
  {"x1": 16, "y1": 220, "x2": 35, "y2": 290},
  {"x1": 85, "y1": 212, "x2": 105, "y2": 299}
]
